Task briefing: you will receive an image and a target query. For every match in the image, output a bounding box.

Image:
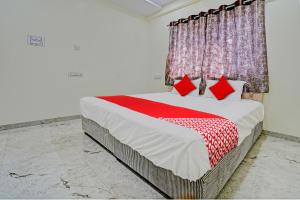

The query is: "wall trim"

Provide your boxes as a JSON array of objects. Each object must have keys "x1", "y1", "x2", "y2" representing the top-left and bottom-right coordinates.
[
  {"x1": 147, "y1": 0, "x2": 201, "y2": 21},
  {"x1": 147, "y1": 0, "x2": 279, "y2": 21},
  {"x1": 263, "y1": 130, "x2": 300, "y2": 143},
  {"x1": 0, "y1": 115, "x2": 81, "y2": 131},
  {"x1": 2, "y1": 116, "x2": 299, "y2": 144}
]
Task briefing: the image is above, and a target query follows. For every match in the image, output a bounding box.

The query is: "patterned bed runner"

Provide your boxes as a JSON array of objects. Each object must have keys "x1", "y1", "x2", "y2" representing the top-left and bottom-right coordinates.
[{"x1": 97, "y1": 95, "x2": 238, "y2": 167}]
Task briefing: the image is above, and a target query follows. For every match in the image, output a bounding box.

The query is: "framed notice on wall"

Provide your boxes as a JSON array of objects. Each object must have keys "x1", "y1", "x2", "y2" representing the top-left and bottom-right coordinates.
[{"x1": 27, "y1": 35, "x2": 45, "y2": 47}]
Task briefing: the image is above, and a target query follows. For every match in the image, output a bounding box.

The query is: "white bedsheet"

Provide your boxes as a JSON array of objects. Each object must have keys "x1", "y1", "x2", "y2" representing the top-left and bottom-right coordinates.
[{"x1": 80, "y1": 92, "x2": 264, "y2": 181}]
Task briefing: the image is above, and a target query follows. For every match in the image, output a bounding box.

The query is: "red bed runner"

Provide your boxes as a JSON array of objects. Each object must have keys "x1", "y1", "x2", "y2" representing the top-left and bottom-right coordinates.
[{"x1": 97, "y1": 95, "x2": 238, "y2": 167}]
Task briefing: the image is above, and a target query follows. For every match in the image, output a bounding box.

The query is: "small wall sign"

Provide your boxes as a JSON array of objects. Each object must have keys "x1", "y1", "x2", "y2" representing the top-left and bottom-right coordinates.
[{"x1": 27, "y1": 35, "x2": 45, "y2": 47}]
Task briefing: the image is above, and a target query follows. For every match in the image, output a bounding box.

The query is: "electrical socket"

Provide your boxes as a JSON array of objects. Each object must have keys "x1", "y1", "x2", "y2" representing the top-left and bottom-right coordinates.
[
  {"x1": 68, "y1": 72, "x2": 83, "y2": 78},
  {"x1": 73, "y1": 44, "x2": 80, "y2": 51}
]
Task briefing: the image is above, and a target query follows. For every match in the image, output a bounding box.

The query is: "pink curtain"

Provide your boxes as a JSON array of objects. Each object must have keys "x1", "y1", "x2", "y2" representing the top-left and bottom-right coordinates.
[
  {"x1": 165, "y1": 16, "x2": 206, "y2": 85},
  {"x1": 165, "y1": 0, "x2": 269, "y2": 93}
]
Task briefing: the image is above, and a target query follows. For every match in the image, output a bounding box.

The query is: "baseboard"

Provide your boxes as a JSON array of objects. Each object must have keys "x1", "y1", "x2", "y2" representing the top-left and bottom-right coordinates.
[
  {"x1": 2, "y1": 117, "x2": 299, "y2": 144},
  {"x1": 263, "y1": 130, "x2": 300, "y2": 143},
  {"x1": 0, "y1": 115, "x2": 81, "y2": 131}
]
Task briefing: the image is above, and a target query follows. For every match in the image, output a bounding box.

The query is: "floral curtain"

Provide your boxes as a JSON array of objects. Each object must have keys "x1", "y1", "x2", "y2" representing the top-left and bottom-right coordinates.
[
  {"x1": 165, "y1": 0, "x2": 269, "y2": 93},
  {"x1": 165, "y1": 16, "x2": 207, "y2": 85}
]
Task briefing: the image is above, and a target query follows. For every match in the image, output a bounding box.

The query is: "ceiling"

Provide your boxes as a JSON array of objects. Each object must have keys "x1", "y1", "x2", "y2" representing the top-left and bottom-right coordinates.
[{"x1": 110, "y1": 0, "x2": 177, "y2": 17}]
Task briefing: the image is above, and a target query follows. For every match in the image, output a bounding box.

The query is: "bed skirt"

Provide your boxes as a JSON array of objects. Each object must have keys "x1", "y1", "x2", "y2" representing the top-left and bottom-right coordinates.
[{"x1": 82, "y1": 117, "x2": 263, "y2": 199}]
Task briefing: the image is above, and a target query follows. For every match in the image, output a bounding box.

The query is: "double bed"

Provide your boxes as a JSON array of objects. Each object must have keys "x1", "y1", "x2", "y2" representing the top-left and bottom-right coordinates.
[{"x1": 80, "y1": 92, "x2": 264, "y2": 198}]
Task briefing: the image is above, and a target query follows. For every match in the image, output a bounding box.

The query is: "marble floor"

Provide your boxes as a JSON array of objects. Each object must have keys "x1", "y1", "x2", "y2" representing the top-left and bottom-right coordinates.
[{"x1": 0, "y1": 119, "x2": 299, "y2": 199}]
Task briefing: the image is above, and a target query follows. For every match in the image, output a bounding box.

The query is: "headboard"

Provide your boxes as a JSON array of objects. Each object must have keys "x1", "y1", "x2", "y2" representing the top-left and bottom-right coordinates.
[
  {"x1": 167, "y1": 86, "x2": 264, "y2": 103},
  {"x1": 242, "y1": 93, "x2": 264, "y2": 103}
]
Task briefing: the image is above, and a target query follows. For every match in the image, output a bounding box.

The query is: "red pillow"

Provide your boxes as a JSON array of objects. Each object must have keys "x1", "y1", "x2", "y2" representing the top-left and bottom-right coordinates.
[
  {"x1": 209, "y1": 76, "x2": 235, "y2": 100},
  {"x1": 174, "y1": 75, "x2": 196, "y2": 96}
]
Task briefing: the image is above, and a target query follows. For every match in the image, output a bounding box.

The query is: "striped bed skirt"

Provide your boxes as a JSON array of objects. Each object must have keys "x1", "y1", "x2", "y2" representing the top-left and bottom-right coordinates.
[{"x1": 82, "y1": 116, "x2": 263, "y2": 199}]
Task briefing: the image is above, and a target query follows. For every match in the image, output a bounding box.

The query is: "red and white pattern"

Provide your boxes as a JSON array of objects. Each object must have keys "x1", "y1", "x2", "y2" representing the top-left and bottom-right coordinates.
[
  {"x1": 159, "y1": 117, "x2": 238, "y2": 168},
  {"x1": 98, "y1": 95, "x2": 239, "y2": 168}
]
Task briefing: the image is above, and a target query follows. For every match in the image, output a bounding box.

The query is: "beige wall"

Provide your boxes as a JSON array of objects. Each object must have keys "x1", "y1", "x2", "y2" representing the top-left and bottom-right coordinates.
[
  {"x1": 147, "y1": 0, "x2": 300, "y2": 137},
  {"x1": 264, "y1": 0, "x2": 300, "y2": 137},
  {"x1": 1, "y1": 0, "x2": 299, "y2": 138},
  {"x1": 0, "y1": 0, "x2": 151, "y2": 125}
]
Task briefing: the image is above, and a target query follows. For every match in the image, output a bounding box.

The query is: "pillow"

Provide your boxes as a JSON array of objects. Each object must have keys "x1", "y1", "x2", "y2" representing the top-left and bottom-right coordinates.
[
  {"x1": 209, "y1": 76, "x2": 235, "y2": 100},
  {"x1": 173, "y1": 75, "x2": 196, "y2": 96},
  {"x1": 203, "y1": 78, "x2": 246, "y2": 101},
  {"x1": 171, "y1": 78, "x2": 201, "y2": 96}
]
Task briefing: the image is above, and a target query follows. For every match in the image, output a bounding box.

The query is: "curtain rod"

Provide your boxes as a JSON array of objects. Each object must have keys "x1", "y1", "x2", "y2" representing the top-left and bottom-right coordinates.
[{"x1": 167, "y1": 0, "x2": 259, "y2": 27}]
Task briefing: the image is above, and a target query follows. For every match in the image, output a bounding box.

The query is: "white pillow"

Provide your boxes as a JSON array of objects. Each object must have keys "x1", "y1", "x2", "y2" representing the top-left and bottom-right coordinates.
[
  {"x1": 171, "y1": 78, "x2": 201, "y2": 97},
  {"x1": 203, "y1": 79, "x2": 246, "y2": 101}
]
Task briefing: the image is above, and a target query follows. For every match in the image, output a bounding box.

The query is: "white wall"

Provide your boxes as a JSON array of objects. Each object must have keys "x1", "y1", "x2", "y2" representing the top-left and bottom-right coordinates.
[
  {"x1": 264, "y1": 0, "x2": 300, "y2": 137},
  {"x1": 0, "y1": 0, "x2": 151, "y2": 125},
  {"x1": 147, "y1": 0, "x2": 300, "y2": 137},
  {"x1": 1, "y1": 0, "x2": 300, "y2": 138}
]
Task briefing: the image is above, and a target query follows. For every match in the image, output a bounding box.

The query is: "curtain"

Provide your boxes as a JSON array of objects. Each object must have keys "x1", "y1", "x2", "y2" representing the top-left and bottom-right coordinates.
[
  {"x1": 165, "y1": 0, "x2": 269, "y2": 93},
  {"x1": 165, "y1": 16, "x2": 206, "y2": 85}
]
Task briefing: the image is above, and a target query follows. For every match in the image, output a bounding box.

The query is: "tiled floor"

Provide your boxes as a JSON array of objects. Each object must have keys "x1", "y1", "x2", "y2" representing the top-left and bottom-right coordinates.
[{"x1": 0, "y1": 119, "x2": 299, "y2": 199}]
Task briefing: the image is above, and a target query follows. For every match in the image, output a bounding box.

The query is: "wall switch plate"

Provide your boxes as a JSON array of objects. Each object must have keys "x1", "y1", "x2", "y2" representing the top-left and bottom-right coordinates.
[
  {"x1": 73, "y1": 44, "x2": 80, "y2": 51},
  {"x1": 68, "y1": 72, "x2": 83, "y2": 78},
  {"x1": 27, "y1": 35, "x2": 45, "y2": 47},
  {"x1": 153, "y1": 75, "x2": 162, "y2": 80}
]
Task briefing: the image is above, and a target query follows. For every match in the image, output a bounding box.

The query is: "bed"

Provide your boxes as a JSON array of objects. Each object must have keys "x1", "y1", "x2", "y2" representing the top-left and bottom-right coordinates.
[{"x1": 80, "y1": 92, "x2": 264, "y2": 199}]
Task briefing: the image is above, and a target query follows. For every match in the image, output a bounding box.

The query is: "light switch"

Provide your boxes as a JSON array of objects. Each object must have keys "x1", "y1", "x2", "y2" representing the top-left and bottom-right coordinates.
[
  {"x1": 27, "y1": 35, "x2": 45, "y2": 47},
  {"x1": 73, "y1": 44, "x2": 80, "y2": 51},
  {"x1": 68, "y1": 72, "x2": 83, "y2": 78}
]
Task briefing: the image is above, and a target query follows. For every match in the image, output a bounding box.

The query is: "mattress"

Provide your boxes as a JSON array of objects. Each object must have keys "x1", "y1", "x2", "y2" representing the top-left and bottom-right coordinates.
[
  {"x1": 82, "y1": 117, "x2": 263, "y2": 199},
  {"x1": 80, "y1": 92, "x2": 264, "y2": 181}
]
